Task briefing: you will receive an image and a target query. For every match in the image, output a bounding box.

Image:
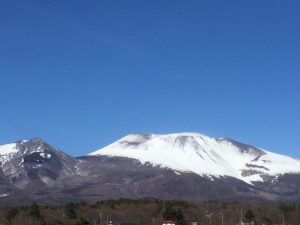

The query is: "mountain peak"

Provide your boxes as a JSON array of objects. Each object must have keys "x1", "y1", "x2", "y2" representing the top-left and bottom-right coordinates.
[
  {"x1": 0, "y1": 137, "x2": 69, "y2": 168},
  {"x1": 89, "y1": 132, "x2": 300, "y2": 184},
  {"x1": 117, "y1": 132, "x2": 212, "y2": 146},
  {"x1": 0, "y1": 137, "x2": 77, "y2": 193},
  {"x1": 120, "y1": 132, "x2": 209, "y2": 140}
]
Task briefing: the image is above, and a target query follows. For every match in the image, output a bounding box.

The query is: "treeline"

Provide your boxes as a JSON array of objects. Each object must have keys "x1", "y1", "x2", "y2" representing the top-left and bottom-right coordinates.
[{"x1": 0, "y1": 199, "x2": 299, "y2": 225}]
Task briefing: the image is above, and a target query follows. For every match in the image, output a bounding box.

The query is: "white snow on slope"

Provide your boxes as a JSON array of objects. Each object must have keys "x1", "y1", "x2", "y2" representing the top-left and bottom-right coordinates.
[
  {"x1": 89, "y1": 133, "x2": 300, "y2": 184},
  {"x1": 0, "y1": 193, "x2": 10, "y2": 198},
  {"x1": 0, "y1": 143, "x2": 18, "y2": 155},
  {"x1": 0, "y1": 143, "x2": 19, "y2": 164},
  {"x1": 0, "y1": 140, "x2": 28, "y2": 165}
]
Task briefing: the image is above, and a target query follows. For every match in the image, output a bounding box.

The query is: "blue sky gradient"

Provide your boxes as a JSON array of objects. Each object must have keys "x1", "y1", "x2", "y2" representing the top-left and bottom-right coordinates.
[{"x1": 0, "y1": 0, "x2": 299, "y2": 156}]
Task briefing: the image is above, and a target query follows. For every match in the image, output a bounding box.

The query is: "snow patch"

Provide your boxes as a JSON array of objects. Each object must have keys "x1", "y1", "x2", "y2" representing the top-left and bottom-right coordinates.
[
  {"x1": 39, "y1": 152, "x2": 51, "y2": 159},
  {"x1": 0, "y1": 143, "x2": 18, "y2": 155},
  {"x1": 0, "y1": 143, "x2": 18, "y2": 164},
  {"x1": 0, "y1": 193, "x2": 10, "y2": 198}
]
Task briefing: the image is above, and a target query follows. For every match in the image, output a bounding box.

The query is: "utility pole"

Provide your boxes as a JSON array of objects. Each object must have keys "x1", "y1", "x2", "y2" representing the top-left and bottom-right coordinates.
[
  {"x1": 220, "y1": 212, "x2": 224, "y2": 225},
  {"x1": 209, "y1": 214, "x2": 212, "y2": 225},
  {"x1": 296, "y1": 206, "x2": 299, "y2": 223},
  {"x1": 62, "y1": 213, "x2": 65, "y2": 225},
  {"x1": 152, "y1": 217, "x2": 155, "y2": 225},
  {"x1": 282, "y1": 214, "x2": 285, "y2": 225},
  {"x1": 205, "y1": 210, "x2": 213, "y2": 225},
  {"x1": 99, "y1": 213, "x2": 102, "y2": 225},
  {"x1": 240, "y1": 209, "x2": 243, "y2": 222}
]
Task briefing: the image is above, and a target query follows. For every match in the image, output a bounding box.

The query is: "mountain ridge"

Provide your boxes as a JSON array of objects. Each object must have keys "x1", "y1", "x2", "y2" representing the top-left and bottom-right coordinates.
[{"x1": 0, "y1": 133, "x2": 300, "y2": 205}]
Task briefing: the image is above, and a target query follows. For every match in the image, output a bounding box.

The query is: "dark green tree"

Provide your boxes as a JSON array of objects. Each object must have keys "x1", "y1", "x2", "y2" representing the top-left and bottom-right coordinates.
[
  {"x1": 175, "y1": 209, "x2": 187, "y2": 225},
  {"x1": 245, "y1": 209, "x2": 255, "y2": 222},
  {"x1": 162, "y1": 203, "x2": 177, "y2": 220},
  {"x1": 162, "y1": 203, "x2": 187, "y2": 225},
  {"x1": 64, "y1": 202, "x2": 77, "y2": 219}
]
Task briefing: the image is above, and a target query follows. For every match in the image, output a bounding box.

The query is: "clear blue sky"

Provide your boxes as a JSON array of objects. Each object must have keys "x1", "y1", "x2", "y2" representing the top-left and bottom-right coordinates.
[{"x1": 0, "y1": 0, "x2": 299, "y2": 157}]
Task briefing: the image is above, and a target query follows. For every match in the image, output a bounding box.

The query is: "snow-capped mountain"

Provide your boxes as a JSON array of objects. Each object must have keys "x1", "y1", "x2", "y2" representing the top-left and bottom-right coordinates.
[
  {"x1": 0, "y1": 138, "x2": 77, "y2": 192},
  {"x1": 1, "y1": 133, "x2": 300, "y2": 205},
  {"x1": 89, "y1": 132, "x2": 300, "y2": 184}
]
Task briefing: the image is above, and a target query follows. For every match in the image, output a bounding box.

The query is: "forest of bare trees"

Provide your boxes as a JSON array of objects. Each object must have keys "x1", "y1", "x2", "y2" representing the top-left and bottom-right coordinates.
[{"x1": 0, "y1": 199, "x2": 299, "y2": 225}]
